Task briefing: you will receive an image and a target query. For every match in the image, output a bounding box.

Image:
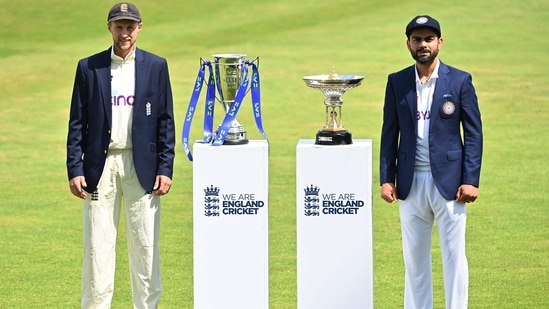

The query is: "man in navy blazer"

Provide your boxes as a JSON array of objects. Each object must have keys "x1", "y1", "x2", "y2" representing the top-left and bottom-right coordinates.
[
  {"x1": 380, "y1": 15, "x2": 482, "y2": 309},
  {"x1": 66, "y1": 3, "x2": 175, "y2": 308}
]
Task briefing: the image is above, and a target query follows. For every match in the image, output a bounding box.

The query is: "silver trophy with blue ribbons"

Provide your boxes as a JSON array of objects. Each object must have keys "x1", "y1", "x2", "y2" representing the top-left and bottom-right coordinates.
[
  {"x1": 181, "y1": 54, "x2": 267, "y2": 161},
  {"x1": 303, "y1": 68, "x2": 364, "y2": 145},
  {"x1": 213, "y1": 54, "x2": 249, "y2": 145}
]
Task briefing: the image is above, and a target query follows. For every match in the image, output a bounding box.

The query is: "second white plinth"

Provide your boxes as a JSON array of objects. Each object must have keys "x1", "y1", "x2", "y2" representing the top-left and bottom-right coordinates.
[{"x1": 296, "y1": 139, "x2": 373, "y2": 309}]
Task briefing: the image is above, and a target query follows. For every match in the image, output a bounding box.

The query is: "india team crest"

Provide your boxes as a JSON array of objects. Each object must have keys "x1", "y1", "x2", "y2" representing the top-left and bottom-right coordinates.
[
  {"x1": 441, "y1": 100, "x2": 456, "y2": 118},
  {"x1": 416, "y1": 16, "x2": 429, "y2": 24}
]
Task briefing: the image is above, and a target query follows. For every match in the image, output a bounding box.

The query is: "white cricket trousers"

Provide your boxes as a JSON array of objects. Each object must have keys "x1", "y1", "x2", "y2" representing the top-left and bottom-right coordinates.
[
  {"x1": 81, "y1": 149, "x2": 161, "y2": 309},
  {"x1": 399, "y1": 169, "x2": 468, "y2": 309}
]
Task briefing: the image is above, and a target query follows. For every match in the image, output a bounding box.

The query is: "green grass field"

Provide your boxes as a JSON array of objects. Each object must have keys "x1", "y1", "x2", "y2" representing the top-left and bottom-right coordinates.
[{"x1": 1, "y1": 0, "x2": 548, "y2": 307}]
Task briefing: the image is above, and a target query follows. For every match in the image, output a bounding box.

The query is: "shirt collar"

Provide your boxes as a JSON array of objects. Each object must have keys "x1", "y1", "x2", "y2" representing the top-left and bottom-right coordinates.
[
  {"x1": 111, "y1": 46, "x2": 136, "y2": 64},
  {"x1": 414, "y1": 59, "x2": 440, "y2": 83}
]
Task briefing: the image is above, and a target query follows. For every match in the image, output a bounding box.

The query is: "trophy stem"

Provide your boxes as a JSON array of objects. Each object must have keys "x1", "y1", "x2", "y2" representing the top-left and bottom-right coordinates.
[
  {"x1": 322, "y1": 106, "x2": 346, "y2": 132},
  {"x1": 324, "y1": 106, "x2": 329, "y2": 129},
  {"x1": 338, "y1": 106, "x2": 343, "y2": 129},
  {"x1": 317, "y1": 105, "x2": 351, "y2": 145}
]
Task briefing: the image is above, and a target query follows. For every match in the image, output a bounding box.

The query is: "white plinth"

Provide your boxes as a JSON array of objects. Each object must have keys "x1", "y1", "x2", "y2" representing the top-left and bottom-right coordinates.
[
  {"x1": 296, "y1": 139, "x2": 373, "y2": 309},
  {"x1": 193, "y1": 140, "x2": 269, "y2": 309}
]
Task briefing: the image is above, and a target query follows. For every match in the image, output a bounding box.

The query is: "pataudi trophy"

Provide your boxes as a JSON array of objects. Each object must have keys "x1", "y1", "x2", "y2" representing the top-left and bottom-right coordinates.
[
  {"x1": 303, "y1": 68, "x2": 363, "y2": 145},
  {"x1": 213, "y1": 54, "x2": 249, "y2": 145}
]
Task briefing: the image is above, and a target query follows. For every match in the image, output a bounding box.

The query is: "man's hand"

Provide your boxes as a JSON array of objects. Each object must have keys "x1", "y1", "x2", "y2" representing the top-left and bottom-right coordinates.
[
  {"x1": 381, "y1": 182, "x2": 399, "y2": 203},
  {"x1": 153, "y1": 175, "x2": 172, "y2": 196},
  {"x1": 456, "y1": 184, "x2": 478, "y2": 203},
  {"x1": 69, "y1": 176, "x2": 87, "y2": 199}
]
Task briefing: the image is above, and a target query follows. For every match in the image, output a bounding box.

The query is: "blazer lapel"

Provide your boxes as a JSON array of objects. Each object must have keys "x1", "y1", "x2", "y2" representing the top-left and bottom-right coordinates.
[
  {"x1": 134, "y1": 48, "x2": 146, "y2": 111},
  {"x1": 404, "y1": 66, "x2": 418, "y2": 124},
  {"x1": 98, "y1": 49, "x2": 113, "y2": 128},
  {"x1": 431, "y1": 61, "x2": 450, "y2": 127}
]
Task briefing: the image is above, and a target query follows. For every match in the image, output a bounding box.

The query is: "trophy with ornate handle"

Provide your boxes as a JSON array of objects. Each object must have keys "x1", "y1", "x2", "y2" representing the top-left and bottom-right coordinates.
[{"x1": 303, "y1": 68, "x2": 364, "y2": 145}]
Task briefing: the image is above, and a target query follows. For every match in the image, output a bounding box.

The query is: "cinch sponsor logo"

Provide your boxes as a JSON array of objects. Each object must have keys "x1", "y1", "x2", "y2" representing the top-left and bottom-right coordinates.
[
  {"x1": 303, "y1": 184, "x2": 364, "y2": 216},
  {"x1": 112, "y1": 95, "x2": 135, "y2": 106}
]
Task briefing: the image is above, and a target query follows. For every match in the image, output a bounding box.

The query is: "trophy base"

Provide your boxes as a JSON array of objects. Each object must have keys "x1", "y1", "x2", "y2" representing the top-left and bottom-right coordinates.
[
  {"x1": 222, "y1": 132, "x2": 249, "y2": 145},
  {"x1": 223, "y1": 138, "x2": 249, "y2": 145},
  {"x1": 315, "y1": 130, "x2": 352, "y2": 145},
  {"x1": 215, "y1": 124, "x2": 249, "y2": 145}
]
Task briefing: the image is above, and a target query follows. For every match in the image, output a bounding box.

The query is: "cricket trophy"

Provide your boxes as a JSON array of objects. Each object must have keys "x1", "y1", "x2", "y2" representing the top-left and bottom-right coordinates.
[
  {"x1": 181, "y1": 53, "x2": 267, "y2": 161},
  {"x1": 303, "y1": 68, "x2": 363, "y2": 145},
  {"x1": 212, "y1": 54, "x2": 249, "y2": 145}
]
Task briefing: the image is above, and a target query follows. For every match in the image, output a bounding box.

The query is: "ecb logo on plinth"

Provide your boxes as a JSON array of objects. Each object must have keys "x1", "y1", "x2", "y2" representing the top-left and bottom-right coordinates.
[
  {"x1": 302, "y1": 184, "x2": 365, "y2": 216},
  {"x1": 304, "y1": 185, "x2": 320, "y2": 216},
  {"x1": 204, "y1": 185, "x2": 220, "y2": 217},
  {"x1": 181, "y1": 54, "x2": 268, "y2": 161},
  {"x1": 203, "y1": 185, "x2": 265, "y2": 217}
]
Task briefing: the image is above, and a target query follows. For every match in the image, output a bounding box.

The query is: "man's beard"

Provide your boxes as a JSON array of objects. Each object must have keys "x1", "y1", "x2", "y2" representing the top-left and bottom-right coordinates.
[{"x1": 412, "y1": 48, "x2": 439, "y2": 64}]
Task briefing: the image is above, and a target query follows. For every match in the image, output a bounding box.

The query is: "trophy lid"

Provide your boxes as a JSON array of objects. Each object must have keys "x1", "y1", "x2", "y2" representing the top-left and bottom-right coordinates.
[
  {"x1": 303, "y1": 67, "x2": 364, "y2": 86},
  {"x1": 212, "y1": 53, "x2": 247, "y2": 59}
]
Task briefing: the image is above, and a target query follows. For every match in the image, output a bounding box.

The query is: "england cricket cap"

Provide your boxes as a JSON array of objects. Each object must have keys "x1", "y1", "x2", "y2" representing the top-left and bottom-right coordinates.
[
  {"x1": 108, "y1": 2, "x2": 142, "y2": 22},
  {"x1": 405, "y1": 15, "x2": 441, "y2": 37}
]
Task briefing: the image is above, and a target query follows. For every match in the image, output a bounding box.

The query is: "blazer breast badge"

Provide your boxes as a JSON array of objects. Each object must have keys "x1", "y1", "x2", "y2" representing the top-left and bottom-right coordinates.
[{"x1": 441, "y1": 94, "x2": 456, "y2": 118}]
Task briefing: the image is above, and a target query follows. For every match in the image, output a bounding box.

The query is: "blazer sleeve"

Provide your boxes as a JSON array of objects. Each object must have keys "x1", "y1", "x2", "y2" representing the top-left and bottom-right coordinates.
[
  {"x1": 155, "y1": 59, "x2": 175, "y2": 178},
  {"x1": 460, "y1": 73, "x2": 483, "y2": 186},
  {"x1": 66, "y1": 60, "x2": 88, "y2": 181},
  {"x1": 379, "y1": 73, "x2": 399, "y2": 185}
]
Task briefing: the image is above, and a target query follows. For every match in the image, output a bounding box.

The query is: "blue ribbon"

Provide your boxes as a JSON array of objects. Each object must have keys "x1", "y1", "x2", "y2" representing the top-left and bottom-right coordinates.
[
  {"x1": 181, "y1": 57, "x2": 268, "y2": 161},
  {"x1": 203, "y1": 63, "x2": 216, "y2": 143},
  {"x1": 182, "y1": 60, "x2": 212, "y2": 161},
  {"x1": 248, "y1": 60, "x2": 268, "y2": 142}
]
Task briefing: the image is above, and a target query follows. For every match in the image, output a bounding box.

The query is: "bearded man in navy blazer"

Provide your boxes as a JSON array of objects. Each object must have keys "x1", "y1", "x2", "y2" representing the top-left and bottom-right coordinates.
[
  {"x1": 66, "y1": 3, "x2": 175, "y2": 308},
  {"x1": 380, "y1": 15, "x2": 483, "y2": 309}
]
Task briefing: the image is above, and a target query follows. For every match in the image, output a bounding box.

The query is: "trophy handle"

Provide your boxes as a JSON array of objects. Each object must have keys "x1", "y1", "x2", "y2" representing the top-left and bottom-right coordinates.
[
  {"x1": 249, "y1": 56, "x2": 259, "y2": 68},
  {"x1": 242, "y1": 56, "x2": 259, "y2": 97}
]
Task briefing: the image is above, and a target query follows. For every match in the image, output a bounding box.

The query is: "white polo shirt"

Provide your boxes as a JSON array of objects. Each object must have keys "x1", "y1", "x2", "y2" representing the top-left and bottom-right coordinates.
[
  {"x1": 415, "y1": 59, "x2": 440, "y2": 169},
  {"x1": 109, "y1": 47, "x2": 136, "y2": 150}
]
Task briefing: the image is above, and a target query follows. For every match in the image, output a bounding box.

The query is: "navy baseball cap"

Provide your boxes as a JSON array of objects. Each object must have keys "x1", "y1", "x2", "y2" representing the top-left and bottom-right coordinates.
[
  {"x1": 405, "y1": 15, "x2": 441, "y2": 37},
  {"x1": 108, "y1": 2, "x2": 142, "y2": 22}
]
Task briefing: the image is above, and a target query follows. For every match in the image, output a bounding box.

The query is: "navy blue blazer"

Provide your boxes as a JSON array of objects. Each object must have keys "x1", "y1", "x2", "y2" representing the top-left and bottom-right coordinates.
[
  {"x1": 66, "y1": 47, "x2": 175, "y2": 193},
  {"x1": 380, "y1": 61, "x2": 482, "y2": 200}
]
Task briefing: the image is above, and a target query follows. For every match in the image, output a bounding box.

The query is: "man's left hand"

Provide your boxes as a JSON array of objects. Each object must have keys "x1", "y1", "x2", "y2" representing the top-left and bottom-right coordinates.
[
  {"x1": 153, "y1": 175, "x2": 172, "y2": 196},
  {"x1": 456, "y1": 184, "x2": 478, "y2": 203}
]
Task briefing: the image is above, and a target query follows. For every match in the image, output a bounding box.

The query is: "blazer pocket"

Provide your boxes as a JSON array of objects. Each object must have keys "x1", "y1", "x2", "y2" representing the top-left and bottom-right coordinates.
[{"x1": 447, "y1": 150, "x2": 462, "y2": 161}]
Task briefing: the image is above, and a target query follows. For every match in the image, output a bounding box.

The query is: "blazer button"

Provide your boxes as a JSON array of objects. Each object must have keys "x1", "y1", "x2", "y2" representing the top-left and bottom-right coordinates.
[{"x1": 104, "y1": 150, "x2": 108, "y2": 154}]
